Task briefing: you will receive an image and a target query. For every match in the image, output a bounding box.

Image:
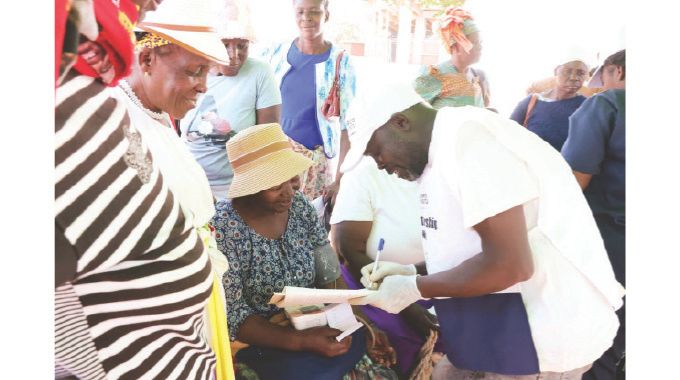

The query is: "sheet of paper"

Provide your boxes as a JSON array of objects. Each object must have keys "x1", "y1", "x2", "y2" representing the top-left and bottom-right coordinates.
[
  {"x1": 311, "y1": 196, "x2": 325, "y2": 221},
  {"x1": 269, "y1": 286, "x2": 373, "y2": 308},
  {"x1": 324, "y1": 303, "x2": 365, "y2": 342},
  {"x1": 334, "y1": 322, "x2": 363, "y2": 341},
  {"x1": 285, "y1": 304, "x2": 327, "y2": 330},
  {"x1": 324, "y1": 303, "x2": 357, "y2": 330}
]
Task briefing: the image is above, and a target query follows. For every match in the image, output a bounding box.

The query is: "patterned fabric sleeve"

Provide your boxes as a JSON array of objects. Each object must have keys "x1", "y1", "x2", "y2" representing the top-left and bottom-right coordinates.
[
  {"x1": 295, "y1": 192, "x2": 329, "y2": 249},
  {"x1": 212, "y1": 202, "x2": 257, "y2": 341},
  {"x1": 338, "y1": 52, "x2": 357, "y2": 131},
  {"x1": 413, "y1": 68, "x2": 442, "y2": 104},
  {"x1": 257, "y1": 42, "x2": 286, "y2": 81}
]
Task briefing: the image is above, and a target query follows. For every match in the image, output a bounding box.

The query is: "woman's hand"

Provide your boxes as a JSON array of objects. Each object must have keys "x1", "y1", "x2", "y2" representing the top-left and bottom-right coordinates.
[
  {"x1": 77, "y1": 40, "x2": 114, "y2": 84},
  {"x1": 399, "y1": 303, "x2": 439, "y2": 340},
  {"x1": 366, "y1": 327, "x2": 397, "y2": 368},
  {"x1": 298, "y1": 326, "x2": 352, "y2": 357},
  {"x1": 322, "y1": 179, "x2": 340, "y2": 207}
]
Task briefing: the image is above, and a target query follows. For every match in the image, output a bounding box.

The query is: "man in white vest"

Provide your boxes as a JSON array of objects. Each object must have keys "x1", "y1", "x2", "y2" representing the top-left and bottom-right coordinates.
[{"x1": 344, "y1": 81, "x2": 624, "y2": 379}]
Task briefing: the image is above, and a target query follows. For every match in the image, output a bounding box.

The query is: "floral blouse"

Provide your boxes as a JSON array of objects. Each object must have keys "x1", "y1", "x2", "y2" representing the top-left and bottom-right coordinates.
[{"x1": 212, "y1": 192, "x2": 329, "y2": 341}]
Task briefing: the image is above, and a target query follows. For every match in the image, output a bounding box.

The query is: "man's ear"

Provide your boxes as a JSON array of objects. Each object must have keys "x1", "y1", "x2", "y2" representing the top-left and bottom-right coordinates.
[{"x1": 390, "y1": 113, "x2": 412, "y2": 132}]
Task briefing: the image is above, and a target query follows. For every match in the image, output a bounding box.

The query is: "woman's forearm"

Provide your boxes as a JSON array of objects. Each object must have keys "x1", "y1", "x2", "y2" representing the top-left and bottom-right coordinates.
[
  {"x1": 236, "y1": 314, "x2": 303, "y2": 351},
  {"x1": 331, "y1": 222, "x2": 373, "y2": 281},
  {"x1": 335, "y1": 129, "x2": 350, "y2": 182}
]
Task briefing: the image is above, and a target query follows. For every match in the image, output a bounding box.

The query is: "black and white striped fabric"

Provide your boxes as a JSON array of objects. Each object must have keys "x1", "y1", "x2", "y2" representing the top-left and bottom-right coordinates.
[{"x1": 55, "y1": 74, "x2": 215, "y2": 379}]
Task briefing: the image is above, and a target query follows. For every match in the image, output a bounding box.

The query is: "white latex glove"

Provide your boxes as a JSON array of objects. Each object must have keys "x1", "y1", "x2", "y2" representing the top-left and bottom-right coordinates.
[
  {"x1": 360, "y1": 261, "x2": 417, "y2": 289},
  {"x1": 350, "y1": 274, "x2": 424, "y2": 314}
]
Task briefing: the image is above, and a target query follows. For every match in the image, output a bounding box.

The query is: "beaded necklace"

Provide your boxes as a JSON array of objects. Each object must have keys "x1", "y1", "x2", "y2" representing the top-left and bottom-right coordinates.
[{"x1": 119, "y1": 80, "x2": 167, "y2": 122}]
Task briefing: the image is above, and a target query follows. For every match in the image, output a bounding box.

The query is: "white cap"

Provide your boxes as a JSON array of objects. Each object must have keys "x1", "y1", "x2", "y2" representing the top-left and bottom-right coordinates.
[
  {"x1": 554, "y1": 45, "x2": 595, "y2": 69},
  {"x1": 340, "y1": 81, "x2": 426, "y2": 173}
]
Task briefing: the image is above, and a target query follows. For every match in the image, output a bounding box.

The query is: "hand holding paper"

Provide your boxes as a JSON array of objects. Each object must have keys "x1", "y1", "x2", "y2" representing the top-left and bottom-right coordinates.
[
  {"x1": 286, "y1": 303, "x2": 364, "y2": 342},
  {"x1": 298, "y1": 326, "x2": 353, "y2": 357}
]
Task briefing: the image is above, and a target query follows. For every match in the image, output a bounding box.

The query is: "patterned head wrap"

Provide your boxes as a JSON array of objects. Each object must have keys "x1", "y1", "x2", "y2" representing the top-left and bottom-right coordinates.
[
  {"x1": 135, "y1": 32, "x2": 172, "y2": 49},
  {"x1": 437, "y1": 7, "x2": 479, "y2": 54}
]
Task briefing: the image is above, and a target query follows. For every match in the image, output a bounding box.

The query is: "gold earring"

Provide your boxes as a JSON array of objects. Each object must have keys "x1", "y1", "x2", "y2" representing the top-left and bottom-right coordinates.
[{"x1": 144, "y1": 71, "x2": 150, "y2": 77}]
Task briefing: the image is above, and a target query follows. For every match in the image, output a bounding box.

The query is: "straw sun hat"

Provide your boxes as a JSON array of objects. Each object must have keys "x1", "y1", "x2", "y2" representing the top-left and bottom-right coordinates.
[
  {"x1": 136, "y1": 0, "x2": 229, "y2": 64},
  {"x1": 227, "y1": 123, "x2": 312, "y2": 198}
]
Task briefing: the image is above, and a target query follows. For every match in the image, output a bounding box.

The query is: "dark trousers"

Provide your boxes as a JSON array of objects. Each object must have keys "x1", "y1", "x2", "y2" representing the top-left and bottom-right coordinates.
[
  {"x1": 235, "y1": 328, "x2": 366, "y2": 380},
  {"x1": 583, "y1": 214, "x2": 625, "y2": 380}
]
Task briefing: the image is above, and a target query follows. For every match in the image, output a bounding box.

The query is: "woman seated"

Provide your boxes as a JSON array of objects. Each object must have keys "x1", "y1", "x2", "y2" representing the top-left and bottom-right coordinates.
[
  {"x1": 510, "y1": 54, "x2": 590, "y2": 151},
  {"x1": 413, "y1": 6, "x2": 490, "y2": 109},
  {"x1": 331, "y1": 157, "x2": 444, "y2": 378},
  {"x1": 212, "y1": 123, "x2": 397, "y2": 380}
]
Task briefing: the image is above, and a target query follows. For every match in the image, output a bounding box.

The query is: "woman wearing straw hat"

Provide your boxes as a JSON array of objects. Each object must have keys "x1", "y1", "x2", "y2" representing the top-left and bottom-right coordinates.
[
  {"x1": 180, "y1": 0, "x2": 281, "y2": 201},
  {"x1": 413, "y1": 6, "x2": 491, "y2": 109},
  {"x1": 212, "y1": 123, "x2": 398, "y2": 380}
]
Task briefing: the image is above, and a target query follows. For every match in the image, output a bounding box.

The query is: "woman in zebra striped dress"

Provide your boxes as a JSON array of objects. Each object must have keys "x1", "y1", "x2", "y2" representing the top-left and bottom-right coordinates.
[{"x1": 55, "y1": 0, "x2": 233, "y2": 378}]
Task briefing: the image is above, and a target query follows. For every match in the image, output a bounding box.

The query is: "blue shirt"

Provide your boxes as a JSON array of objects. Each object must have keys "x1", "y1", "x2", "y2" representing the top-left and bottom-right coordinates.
[
  {"x1": 562, "y1": 89, "x2": 626, "y2": 224},
  {"x1": 260, "y1": 40, "x2": 357, "y2": 158},
  {"x1": 280, "y1": 41, "x2": 330, "y2": 150},
  {"x1": 510, "y1": 95, "x2": 586, "y2": 151}
]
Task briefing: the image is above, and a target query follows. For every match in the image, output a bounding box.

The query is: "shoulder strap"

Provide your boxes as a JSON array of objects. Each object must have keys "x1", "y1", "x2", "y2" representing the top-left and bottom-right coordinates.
[
  {"x1": 333, "y1": 50, "x2": 345, "y2": 84},
  {"x1": 470, "y1": 67, "x2": 479, "y2": 78},
  {"x1": 471, "y1": 67, "x2": 491, "y2": 107},
  {"x1": 523, "y1": 94, "x2": 538, "y2": 127}
]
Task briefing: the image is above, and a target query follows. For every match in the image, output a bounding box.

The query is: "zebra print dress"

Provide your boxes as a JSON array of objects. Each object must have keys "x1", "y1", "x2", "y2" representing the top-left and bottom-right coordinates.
[{"x1": 55, "y1": 73, "x2": 216, "y2": 379}]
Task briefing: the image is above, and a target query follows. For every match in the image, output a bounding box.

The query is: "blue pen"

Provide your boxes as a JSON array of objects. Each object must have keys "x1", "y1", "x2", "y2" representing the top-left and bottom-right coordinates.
[{"x1": 369, "y1": 238, "x2": 385, "y2": 289}]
